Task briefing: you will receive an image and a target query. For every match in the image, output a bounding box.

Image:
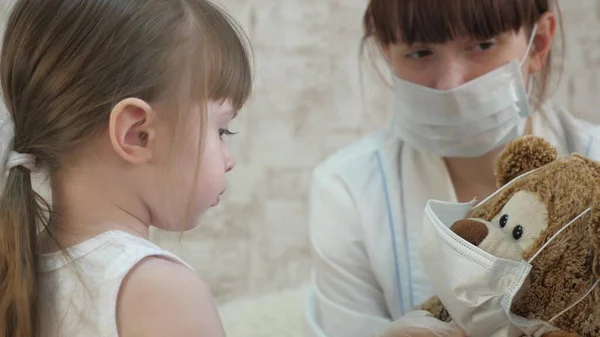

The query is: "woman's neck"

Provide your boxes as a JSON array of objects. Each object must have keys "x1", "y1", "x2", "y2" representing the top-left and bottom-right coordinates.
[
  {"x1": 444, "y1": 148, "x2": 501, "y2": 202},
  {"x1": 445, "y1": 119, "x2": 533, "y2": 202}
]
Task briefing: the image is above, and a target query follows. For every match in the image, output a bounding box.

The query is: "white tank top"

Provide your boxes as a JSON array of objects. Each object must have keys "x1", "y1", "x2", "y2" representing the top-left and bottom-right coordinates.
[{"x1": 38, "y1": 230, "x2": 193, "y2": 337}]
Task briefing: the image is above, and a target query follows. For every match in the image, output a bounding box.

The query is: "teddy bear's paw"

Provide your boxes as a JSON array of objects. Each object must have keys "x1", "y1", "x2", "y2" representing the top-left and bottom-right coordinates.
[{"x1": 418, "y1": 296, "x2": 451, "y2": 322}]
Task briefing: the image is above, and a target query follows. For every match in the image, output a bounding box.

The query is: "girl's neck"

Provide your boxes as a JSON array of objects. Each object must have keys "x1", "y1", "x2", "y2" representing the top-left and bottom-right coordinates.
[{"x1": 41, "y1": 166, "x2": 151, "y2": 253}]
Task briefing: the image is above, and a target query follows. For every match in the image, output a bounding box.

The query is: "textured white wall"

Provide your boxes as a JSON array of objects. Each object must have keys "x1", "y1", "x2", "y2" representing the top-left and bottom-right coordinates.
[
  {"x1": 153, "y1": 0, "x2": 600, "y2": 303},
  {"x1": 553, "y1": 0, "x2": 600, "y2": 123},
  {"x1": 1, "y1": 0, "x2": 599, "y2": 304}
]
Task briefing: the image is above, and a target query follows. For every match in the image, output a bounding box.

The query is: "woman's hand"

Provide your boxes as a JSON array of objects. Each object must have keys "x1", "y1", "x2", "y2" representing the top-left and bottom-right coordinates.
[
  {"x1": 381, "y1": 326, "x2": 466, "y2": 337},
  {"x1": 377, "y1": 311, "x2": 466, "y2": 337}
]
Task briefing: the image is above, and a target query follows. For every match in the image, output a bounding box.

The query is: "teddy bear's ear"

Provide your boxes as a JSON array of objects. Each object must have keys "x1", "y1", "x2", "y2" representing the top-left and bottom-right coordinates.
[
  {"x1": 575, "y1": 153, "x2": 600, "y2": 182},
  {"x1": 494, "y1": 136, "x2": 557, "y2": 187}
]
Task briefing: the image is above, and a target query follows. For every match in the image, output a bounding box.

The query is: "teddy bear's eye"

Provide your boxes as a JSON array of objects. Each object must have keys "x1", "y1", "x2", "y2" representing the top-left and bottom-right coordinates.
[
  {"x1": 499, "y1": 214, "x2": 509, "y2": 228},
  {"x1": 512, "y1": 225, "x2": 524, "y2": 240}
]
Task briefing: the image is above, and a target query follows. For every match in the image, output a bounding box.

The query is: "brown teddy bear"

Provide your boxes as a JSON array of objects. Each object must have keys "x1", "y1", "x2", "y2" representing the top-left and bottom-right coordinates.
[{"x1": 420, "y1": 135, "x2": 600, "y2": 337}]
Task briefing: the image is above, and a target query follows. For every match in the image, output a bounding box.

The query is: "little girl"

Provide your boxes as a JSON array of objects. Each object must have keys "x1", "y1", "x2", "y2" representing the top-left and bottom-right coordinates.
[{"x1": 0, "y1": 0, "x2": 252, "y2": 336}]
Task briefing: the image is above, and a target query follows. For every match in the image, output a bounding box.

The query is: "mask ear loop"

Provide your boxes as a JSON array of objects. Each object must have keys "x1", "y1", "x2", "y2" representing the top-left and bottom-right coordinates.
[
  {"x1": 473, "y1": 166, "x2": 543, "y2": 209},
  {"x1": 526, "y1": 206, "x2": 598, "y2": 323},
  {"x1": 526, "y1": 74, "x2": 537, "y2": 104},
  {"x1": 522, "y1": 24, "x2": 538, "y2": 117},
  {"x1": 528, "y1": 208, "x2": 591, "y2": 263},
  {"x1": 520, "y1": 24, "x2": 538, "y2": 67},
  {"x1": 548, "y1": 279, "x2": 599, "y2": 323}
]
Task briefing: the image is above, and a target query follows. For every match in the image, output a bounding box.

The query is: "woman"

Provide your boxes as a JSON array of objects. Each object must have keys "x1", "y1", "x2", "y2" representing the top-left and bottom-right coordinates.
[{"x1": 305, "y1": 1, "x2": 600, "y2": 336}]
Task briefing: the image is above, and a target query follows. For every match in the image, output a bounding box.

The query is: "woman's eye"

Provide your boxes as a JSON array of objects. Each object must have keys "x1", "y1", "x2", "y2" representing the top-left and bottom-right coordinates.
[
  {"x1": 405, "y1": 49, "x2": 433, "y2": 59},
  {"x1": 473, "y1": 41, "x2": 496, "y2": 51}
]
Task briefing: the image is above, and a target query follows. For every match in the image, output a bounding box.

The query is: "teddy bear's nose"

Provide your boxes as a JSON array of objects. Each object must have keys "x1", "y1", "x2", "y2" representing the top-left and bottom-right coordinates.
[{"x1": 451, "y1": 219, "x2": 489, "y2": 246}]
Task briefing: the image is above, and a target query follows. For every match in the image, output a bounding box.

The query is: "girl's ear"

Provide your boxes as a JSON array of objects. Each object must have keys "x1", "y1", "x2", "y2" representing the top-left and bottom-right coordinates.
[{"x1": 108, "y1": 98, "x2": 157, "y2": 164}]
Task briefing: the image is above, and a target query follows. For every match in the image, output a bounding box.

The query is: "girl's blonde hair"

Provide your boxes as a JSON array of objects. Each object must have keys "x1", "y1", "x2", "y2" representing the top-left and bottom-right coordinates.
[{"x1": 0, "y1": 0, "x2": 252, "y2": 335}]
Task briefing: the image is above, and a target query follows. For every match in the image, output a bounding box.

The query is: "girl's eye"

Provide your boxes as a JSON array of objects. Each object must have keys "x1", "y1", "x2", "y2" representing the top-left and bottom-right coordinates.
[
  {"x1": 405, "y1": 49, "x2": 433, "y2": 59},
  {"x1": 219, "y1": 128, "x2": 236, "y2": 139},
  {"x1": 473, "y1": 40, "x2": 496, "y2": 51}
]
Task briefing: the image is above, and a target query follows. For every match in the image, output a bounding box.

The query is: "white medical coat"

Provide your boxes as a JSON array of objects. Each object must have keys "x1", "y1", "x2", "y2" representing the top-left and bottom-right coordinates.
[{"x1": 304, "y1": 103, "x2": 600, "y2": 337}]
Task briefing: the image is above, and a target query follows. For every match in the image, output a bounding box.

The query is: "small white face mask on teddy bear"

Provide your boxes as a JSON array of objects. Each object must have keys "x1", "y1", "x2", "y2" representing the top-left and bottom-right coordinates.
[{"x1": 420, "y1": 168, "x2": 600, "y2": 337}]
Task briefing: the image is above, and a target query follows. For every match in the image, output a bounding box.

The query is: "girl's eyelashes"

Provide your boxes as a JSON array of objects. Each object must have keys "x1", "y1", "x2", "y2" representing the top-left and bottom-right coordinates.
[{"x1": 219, "y1": 128, "x2": 237, "y2": 139}]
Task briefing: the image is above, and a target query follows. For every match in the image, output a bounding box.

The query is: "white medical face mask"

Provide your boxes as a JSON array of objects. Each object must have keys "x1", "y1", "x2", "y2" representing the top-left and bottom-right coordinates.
[
  {"x1": 419, "y1": 168, "x2": 600, "y2": 337},
  {"x1": 392, "y1": 26, "x2": 537, "y2": 158}
]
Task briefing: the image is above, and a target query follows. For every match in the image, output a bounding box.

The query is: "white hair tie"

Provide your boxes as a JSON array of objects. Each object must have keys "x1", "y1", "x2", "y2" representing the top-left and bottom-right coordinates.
[
  {"x1": 6, "y1": 151, "x2": 35, "y2": 171},
  {"x1": 0, "y1": 118, "x2": 36, "y2": 193}
]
